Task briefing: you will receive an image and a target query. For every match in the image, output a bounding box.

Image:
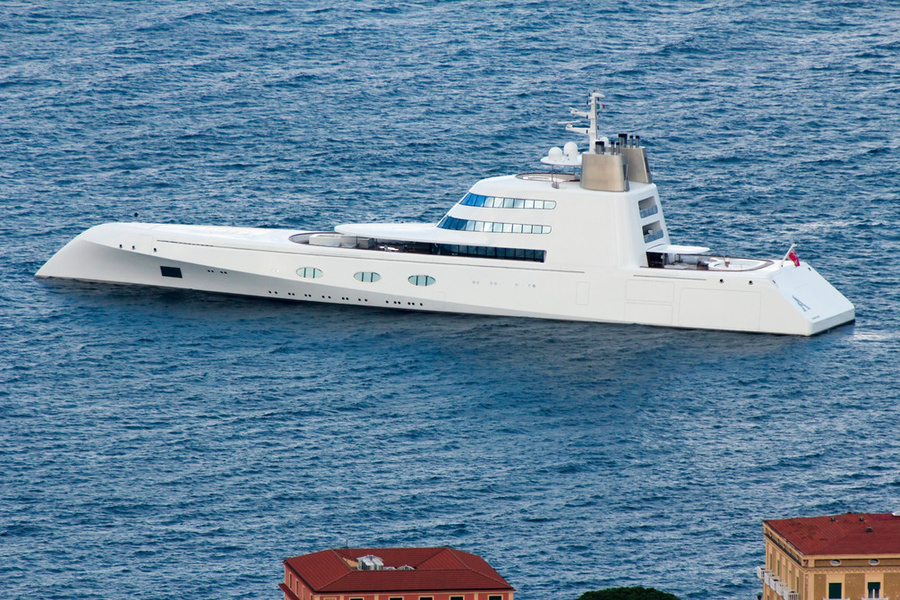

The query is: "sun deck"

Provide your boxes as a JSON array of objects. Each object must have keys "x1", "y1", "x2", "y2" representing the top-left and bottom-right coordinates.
[
  {"x1": 289, "y1": 232, "x2": 548, "y2": 262},
  {"x1": 652, "y1": 254, "x2": 774, "y2": 272}
]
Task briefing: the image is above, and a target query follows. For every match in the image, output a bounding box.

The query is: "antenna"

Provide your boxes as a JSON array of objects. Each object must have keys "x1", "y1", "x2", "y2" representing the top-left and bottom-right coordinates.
[
  {"x1": 566, "y1": 91, "x2": 605, "y2": 153},
  {"x1": 541, "y1": 91, "x2": 609, "y2": 167}
]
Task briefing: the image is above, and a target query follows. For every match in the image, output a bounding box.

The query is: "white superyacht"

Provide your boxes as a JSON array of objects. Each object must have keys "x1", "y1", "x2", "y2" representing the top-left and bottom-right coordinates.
[{"x1": 37, "y1": 93, "x2": 854, "y2": 335}]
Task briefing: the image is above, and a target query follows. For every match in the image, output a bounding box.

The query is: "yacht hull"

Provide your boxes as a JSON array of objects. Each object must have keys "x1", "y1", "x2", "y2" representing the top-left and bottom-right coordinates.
[{"x1": 36, "y1": 223, "x2": 854, "y2": 336}]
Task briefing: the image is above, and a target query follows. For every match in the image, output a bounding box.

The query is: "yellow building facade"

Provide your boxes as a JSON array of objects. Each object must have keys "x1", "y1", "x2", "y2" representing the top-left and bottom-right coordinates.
[{"x1": 760, "y1": 513, "x2": 900, "y2": 600}]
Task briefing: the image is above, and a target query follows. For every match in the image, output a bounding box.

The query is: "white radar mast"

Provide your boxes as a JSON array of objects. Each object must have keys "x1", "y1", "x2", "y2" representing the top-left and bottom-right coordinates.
[
  {"x1": 566, "y1": 91, "x2": 606, "y2": 153},
  {"x1": 541, "y1": 91, "x2": 609, "y2": 166}
]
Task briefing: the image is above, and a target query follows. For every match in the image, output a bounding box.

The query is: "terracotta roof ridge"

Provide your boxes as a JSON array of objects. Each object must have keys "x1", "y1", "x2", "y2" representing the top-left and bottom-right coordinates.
[
  {"x1": 428, "y1": 568, "x2": 510, "y2": 585},
  {"x1": 417, "y1": 546, "x2": 451, "y2": 567},
  {"x1": 286, "y1": 549, "x2": 354, "y2": 591},
  {"x1": 445, "y1": 548, "x2": 512, "y2": 587},
  {"x1": 318, "y1": 549, "x2": 356, "y2": 588}
]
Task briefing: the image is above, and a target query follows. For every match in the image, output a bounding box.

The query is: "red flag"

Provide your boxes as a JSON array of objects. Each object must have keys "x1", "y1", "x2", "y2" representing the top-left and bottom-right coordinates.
[{"x1": 788, "y1": 249, "x2": 800, "y2": 267}]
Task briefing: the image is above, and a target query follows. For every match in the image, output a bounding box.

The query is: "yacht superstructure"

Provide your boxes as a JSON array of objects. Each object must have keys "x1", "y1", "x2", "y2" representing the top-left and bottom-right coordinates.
[{"x1": 37, "y1": 93, "x2": 854, "y2": 335}]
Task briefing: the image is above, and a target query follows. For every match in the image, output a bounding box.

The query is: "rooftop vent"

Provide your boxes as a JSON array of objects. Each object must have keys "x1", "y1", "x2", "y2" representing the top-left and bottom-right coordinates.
[{"x1": 356, "y1": 555, "x2": 384, "y2": 571}]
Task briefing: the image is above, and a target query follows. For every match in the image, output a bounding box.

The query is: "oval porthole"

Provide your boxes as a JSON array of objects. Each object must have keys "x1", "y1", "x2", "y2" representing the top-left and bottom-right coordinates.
[
  {"x1": 830, "y1": 559, "x2": 841, "y2": 566},
  {"x1": 296, "y1": 267, "x2": 323, "y2": 279},
  {"x1": 870, "y1": 559, "x2": 879, "y2": 565},
  {"x1": 354, "y1": 271, "x2": 381, "y2": 283},
  {"x1": 408, "y1": 275, "x2": 435, "y2": 287}
]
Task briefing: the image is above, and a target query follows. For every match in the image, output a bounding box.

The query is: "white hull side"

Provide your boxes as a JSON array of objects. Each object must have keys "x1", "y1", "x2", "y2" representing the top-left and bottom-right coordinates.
[{"x1": 36, "y1": 223, "x2": 854, "y2": 335}]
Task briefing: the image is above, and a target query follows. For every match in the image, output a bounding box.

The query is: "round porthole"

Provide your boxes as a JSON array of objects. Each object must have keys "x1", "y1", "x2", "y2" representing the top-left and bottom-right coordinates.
[
  {"x1": 870, "y1": 559, "x2": 879, "y2": 565},
  {"x1": 830, "y1": 559, "x2": 841, "y2": 566},
  {"x1": 408, "y1": 275, "x2": 435, "y2": 287},
  {"x1": 296, "y1": 267, "x2": 323, "y2": 279},
  {"x1": 354, "y1": 271, "x2": 381, "y2": 283}
]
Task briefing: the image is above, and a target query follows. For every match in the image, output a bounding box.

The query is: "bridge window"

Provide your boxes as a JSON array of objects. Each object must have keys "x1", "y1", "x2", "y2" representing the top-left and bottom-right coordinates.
[
  {"x1": 438, "y1": 216, "x2": 550, "y2": 234},
  {"x1": 460, "y1": 193, "x2": 556, "y2": 210}
]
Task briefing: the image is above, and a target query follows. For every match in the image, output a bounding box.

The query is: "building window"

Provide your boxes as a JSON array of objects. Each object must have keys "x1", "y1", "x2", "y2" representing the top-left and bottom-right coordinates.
[
  {"x1": 450, "y1": 596, "x2": 464, "y2": 600},
  {"x1": 828, "y1": 582, "x2": 842, "y2": 599},
  {"x1": 489, "y1": 596, "x2": 502, "y2": 600},
  {"x1": 868, "y1": 582, "x2": 881, "y2": 598},
  {"x1": 408, "y1": 275, "x2": 436, "y2": 286},
  {"x1": 297, "y1": 267, "x2": 323, "y2": 279},
  {"x1": 420, "y1": 597, "x2": 433, "y2": 600},
  {"x1": 354, "y1": 271, "x2": 381, "y2": 283}
]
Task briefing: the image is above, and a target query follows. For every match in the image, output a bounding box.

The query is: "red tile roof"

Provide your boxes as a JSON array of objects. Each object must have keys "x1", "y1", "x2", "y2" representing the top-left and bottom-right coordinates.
[
  {"x1": 284, "y1": 547, "x2": 514, "y2": 594},
  {"x1": 765, "y1": 513, "x2": 900, "y2": 556}
]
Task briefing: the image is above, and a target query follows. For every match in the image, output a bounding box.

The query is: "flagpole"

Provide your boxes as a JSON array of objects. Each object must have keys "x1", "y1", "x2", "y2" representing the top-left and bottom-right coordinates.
[
  {"x1": 781, "y1": 244, "x2": 797, "y2": 267},
  {"x1": 782, "y1": 243, "x2": 797, "y2": 267}
]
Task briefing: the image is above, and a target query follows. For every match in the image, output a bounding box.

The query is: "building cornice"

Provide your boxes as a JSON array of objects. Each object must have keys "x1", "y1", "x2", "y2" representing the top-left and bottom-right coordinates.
[
  {"x1": 803, "y1": 566, "x2": 900, "y2": 574},
  {"x1": 764, "y1": 528, "x2": 804, "y2": 567}
]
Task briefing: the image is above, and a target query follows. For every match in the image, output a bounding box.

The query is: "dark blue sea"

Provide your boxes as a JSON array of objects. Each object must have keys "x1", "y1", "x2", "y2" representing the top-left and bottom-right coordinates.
[{"x1": 2, "y1": 2, "x2": 899, "y2": 599}]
